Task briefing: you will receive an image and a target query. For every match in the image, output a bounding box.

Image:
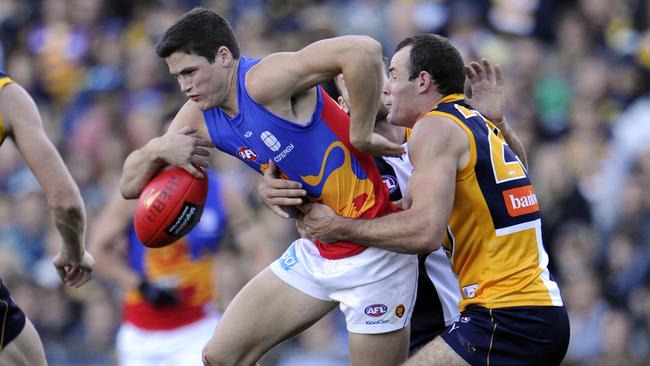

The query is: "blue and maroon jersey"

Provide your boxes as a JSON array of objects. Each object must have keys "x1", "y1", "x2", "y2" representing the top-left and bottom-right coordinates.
[
  {"x1": 123, "y1": 170, "x2": 227, "y2": 330},
  {"x1": 203, "y1": 56, "x2": 398, "y2": 259}
]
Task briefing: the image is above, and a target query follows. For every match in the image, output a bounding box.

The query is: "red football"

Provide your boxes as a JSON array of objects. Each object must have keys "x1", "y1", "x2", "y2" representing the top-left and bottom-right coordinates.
[{"x1": 134, "y1": 166, "x2": 208, "y2": 248}]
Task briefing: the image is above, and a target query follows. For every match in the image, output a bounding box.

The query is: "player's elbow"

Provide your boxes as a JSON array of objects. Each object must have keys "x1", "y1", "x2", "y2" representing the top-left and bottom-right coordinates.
[
  {"x1": 354, "y1": 35, "x2": 382, "y2": 54},
  {"x1": 354, "y1": 37, "x2": 382, "y2": 64},
  {"x1": 349, "y1": 135, "x2": 371, "y2": 152},
  {"x1": 340, "y1": 35, "x2": 381, "y2": 62}
]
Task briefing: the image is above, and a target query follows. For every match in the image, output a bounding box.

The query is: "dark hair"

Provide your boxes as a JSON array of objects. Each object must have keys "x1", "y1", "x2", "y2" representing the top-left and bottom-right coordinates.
[
  {"x1": 156, "y1": 8, "x2": 240, "y2": 62},
  {"x1": 395, "y1": 33, "x2": 465, "y2": 95}
]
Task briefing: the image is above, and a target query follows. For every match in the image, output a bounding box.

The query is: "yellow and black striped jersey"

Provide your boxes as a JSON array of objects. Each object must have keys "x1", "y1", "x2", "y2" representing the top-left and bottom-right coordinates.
[
  {"x1": 0, "y1": 72, "x2": 12, "y2": 144},
  {"x1": 426, "y1": 93, "x2": 563, "y2": 311}
]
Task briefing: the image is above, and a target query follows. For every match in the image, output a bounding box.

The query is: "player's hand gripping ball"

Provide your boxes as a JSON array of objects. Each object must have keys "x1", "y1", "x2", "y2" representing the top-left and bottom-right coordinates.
[{"x1": 134, "y1": 166, "x2": 208, "y2": 248}]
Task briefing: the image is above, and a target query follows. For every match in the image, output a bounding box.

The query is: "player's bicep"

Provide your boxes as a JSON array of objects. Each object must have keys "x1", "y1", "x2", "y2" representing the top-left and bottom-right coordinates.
[
  {"x1": 2, "y1": 85, "x2": 77, "y2": 198},
  {"x1": 247, "y1": 36, "x2": 380, "y2": 103},
  {"x1": 246, "y1": 52, "x2": 332, "y2": 103},
  {"x1": 407, "y1": 118, "x2": 467, "y2": 236}
]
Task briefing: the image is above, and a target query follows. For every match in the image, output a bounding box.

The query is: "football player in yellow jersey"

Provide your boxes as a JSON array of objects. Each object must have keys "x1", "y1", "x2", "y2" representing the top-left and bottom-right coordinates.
[
  {"x1": 0, "y1": 74, "x2": 95, "y2": 366},
  {"x1": 297, "y1": 34, "x2": 569, "y2": 366}
]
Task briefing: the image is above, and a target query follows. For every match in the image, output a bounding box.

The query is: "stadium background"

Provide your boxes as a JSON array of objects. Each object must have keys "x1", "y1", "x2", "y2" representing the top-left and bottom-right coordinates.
[{"x1": 1, "y1": 0, "x2": 649, "y2": 364}]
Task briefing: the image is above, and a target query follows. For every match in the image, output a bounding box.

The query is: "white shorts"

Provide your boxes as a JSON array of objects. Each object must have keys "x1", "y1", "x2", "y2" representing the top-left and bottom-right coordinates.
[
  {"x1": 270, "y1": 238, "x2": 418, "y2": 334},
  {"x1": 116, "y1": 313, "x2": 220, "y2": 366}
]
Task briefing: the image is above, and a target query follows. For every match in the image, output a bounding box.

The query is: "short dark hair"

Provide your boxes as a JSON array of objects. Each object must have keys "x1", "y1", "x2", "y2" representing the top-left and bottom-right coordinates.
[
  {"x1": 395, "y1": 33, "x2": 465, "y2": 95},
  {"x1": 156, "y1": 7, "x2": 240, "y2": 62}
]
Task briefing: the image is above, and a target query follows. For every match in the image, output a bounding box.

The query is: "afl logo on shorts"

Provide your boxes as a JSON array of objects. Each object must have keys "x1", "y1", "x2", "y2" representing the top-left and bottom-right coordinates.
[
  {"x1": 365, "y1": 304, "x2": 388, "y2": 317},
  {"x1": 238, "y1": 147, "x2": 258, "y2": 161},
  {"x1": 382, "y1": 175, "x2": 398, "y2": 193}
]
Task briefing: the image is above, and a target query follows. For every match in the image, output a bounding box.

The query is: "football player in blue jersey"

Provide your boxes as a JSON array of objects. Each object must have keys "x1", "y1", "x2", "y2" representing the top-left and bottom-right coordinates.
[{"x1": 120, "y1": 7, "x2": 420, "y2": 366}]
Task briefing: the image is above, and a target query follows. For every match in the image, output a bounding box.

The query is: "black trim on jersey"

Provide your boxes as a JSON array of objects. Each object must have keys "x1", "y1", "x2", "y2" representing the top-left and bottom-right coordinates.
[
  {"x1": 445, "y1": 226, "x2": 455, "y2": 258},
  {"x1": 409, "y1": 255, "x2": 447, "y2": 355}
]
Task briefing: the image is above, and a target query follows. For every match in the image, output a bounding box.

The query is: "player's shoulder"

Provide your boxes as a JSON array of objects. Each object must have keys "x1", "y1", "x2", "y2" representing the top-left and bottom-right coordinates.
[
  {"x1": 244, "y1": 52, "x2": 293, "y2": 104},
  {"x1": 409, "y1": 114, "x2": 469, "y2": 157},
  {"x1": 412, "y1": 113, "x2": 464, "y2": 137}
]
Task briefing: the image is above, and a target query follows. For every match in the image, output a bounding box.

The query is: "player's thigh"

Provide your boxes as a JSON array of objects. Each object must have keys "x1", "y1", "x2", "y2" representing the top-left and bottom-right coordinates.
[
  {"x1": 348, "y1": 325, "x2": 410, "y2": 366},
  {"x1": 0, "y1": 319, "x2": 47, "y2": 366},
  {"x1": 205, "y1": 267, "x2": 337, "y2": 363},
  {"x1": 404, "y1": 336, "x2": 468, "y2": 366}
]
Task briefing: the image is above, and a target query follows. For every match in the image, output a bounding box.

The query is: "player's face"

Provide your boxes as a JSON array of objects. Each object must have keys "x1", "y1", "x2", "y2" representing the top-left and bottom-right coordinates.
[
  {"x1": 166, "y1": 51, "x2": 228, "y2": 111},
  {"x1": 384, "y1": 46, "x2": 420, "y2": 128}
]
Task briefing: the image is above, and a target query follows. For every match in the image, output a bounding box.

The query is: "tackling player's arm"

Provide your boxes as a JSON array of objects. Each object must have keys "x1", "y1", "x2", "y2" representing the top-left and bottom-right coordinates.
[
  {"x1": 120, "y1": 101, "x2": 215, "y2": 199},
  {"x1": 247, "y1": 35, "x2": 403, "y2": 157},
  {"x1": 0, "y1": 82, "x2": 93, "y2": 287},
  {"x1": 297, "y1": 115, "x2": 467, "y2": 254}
]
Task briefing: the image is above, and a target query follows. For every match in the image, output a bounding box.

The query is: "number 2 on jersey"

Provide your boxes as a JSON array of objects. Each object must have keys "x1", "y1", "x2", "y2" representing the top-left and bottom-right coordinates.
[
  {"x1": 453, "y1": 104, "x2": 526, "y2": 184},
  {"x1": 487, "y1": 124, "x2": 526, "y2": 183}
]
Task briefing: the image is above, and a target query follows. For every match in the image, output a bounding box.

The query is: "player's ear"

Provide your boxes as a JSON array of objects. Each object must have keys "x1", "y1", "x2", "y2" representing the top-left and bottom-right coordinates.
[
  {"x1": 216, "y1": 46, "x2": 232, "y2": 67},
  {"x1": 417, "y1": 71, "x2": 432, "y2": 92}
]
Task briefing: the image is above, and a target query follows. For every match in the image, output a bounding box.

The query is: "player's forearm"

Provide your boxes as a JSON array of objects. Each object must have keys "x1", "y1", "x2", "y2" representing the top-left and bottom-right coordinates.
[
  {"x1": 51, "y1": 201, "x2": 86, "y2": 260},
  {"x1": 497, "y1": 118, "x2": 528, "y2": 169},
  {"x1": 93, "y1": 250, "x2": 140, "y2": 290},
  {"x1": 120, "y1": 138, "x2": 167, "y2": 199},
  {"x1": 343, "y1": 38, "x2": 383, "y2": 150},
  {"x1": 331, "y1": 211, "x2": 442, "y2": 254}
]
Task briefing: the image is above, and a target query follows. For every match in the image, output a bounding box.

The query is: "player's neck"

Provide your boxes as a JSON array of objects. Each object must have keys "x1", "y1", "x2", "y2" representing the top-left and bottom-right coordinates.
[
  {"x1": 418, "y1": 92, "x2": 444, "y2": 119},
  {"x1": 219, "y1": 59, "x2": 241, "y2": 118}
]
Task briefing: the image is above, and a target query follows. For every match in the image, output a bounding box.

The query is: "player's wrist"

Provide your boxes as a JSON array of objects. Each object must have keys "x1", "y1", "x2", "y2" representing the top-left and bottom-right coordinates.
[
  {"x1": 146, "y1": 137, "x2": 166, "y2": 163},
  {"x1": 58, "y1": 247, "x2": 84, "y2": 262},
  {"x1": 332, "y1": 215, "x2": 351, "y2": 242}
]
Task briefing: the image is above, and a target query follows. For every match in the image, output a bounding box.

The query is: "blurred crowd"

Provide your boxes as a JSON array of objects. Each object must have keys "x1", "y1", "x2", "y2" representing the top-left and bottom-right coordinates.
[{"x1": 0, "y1": 0, "x2": 649, "y2": 365}]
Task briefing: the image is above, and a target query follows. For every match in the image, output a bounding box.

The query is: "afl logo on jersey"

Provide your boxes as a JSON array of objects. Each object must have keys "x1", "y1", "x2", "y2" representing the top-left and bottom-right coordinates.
[
  {"x1": 238, "y1": 147, "x2": 258, "y2": 161},
  {"x1": 365, "y1": 304, "x2": 388, "y2": 317},
  {"x1": 261, "y1": 131, "x2": 281, "y2": 152},
  {"x1": 382, "y1": 175, "x2": 398, "y2": 193}
]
